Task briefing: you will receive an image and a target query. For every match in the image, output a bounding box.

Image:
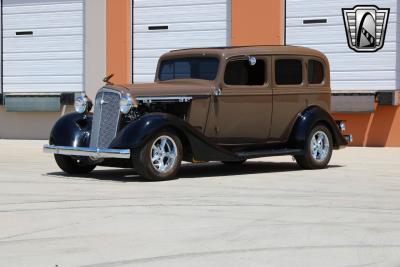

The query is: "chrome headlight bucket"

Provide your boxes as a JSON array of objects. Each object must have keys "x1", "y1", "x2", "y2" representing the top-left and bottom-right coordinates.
[
  {"x1": 120, "y1": 94, "x2": 133, "y2": 114},
  {"x1": 75, "y1": 95, "x2": 92, "y2": 114},
  {"x1": 337, "y1": 121, "x2": 346, "y2": 132}
]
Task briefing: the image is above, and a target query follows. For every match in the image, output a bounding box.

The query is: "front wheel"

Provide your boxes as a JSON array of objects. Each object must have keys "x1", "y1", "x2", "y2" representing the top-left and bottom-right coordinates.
[
  {"x1": 54, "y1": 155, "x2": 96, "y2": 174},
  {"x1": 295, "y1": 125, "x2": 333, "y2": 169},
  {"x1": 133, "y1": 131, "x2": 183, "y2": 181}
]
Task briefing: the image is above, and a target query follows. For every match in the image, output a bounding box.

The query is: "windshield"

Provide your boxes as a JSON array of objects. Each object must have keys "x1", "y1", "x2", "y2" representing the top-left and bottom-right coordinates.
[{"x1": 158, "y1": 57, "x2": 219, "y2": 81}]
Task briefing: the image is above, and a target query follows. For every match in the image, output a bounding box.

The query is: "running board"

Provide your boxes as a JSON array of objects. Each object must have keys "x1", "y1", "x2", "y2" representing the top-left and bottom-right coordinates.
[{"x1": 236, "y1": 148, "x2": 303, "y2": 159}]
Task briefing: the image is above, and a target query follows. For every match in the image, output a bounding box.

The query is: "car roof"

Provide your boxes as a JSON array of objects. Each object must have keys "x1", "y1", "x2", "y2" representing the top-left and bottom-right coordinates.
[{"x1": 165, "y1": 45, "x2": 328, "y2": 61}]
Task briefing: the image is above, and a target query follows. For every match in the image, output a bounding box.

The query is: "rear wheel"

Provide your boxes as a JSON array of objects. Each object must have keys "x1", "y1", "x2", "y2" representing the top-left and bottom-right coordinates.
[
  {"x1": 54, "y1": 155, "x2": 96, "y2": 174},
  {"x1": 133, "y1": 131, "x2": 182, "y2": 181},
  {"x1": 295, "y1": 125, "x2": 333, "y2": 169}
]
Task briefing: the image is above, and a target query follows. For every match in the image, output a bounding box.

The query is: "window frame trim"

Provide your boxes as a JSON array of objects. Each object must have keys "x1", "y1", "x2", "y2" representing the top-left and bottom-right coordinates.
[
  {"x1": 222, "y1": 55, "x2": 270, "y2": 89},
  {"x1": 306, "y1": 57, "x2": 326, "y2": 86},
  {"x1": 157, "y1": 56, "x2": 221, "y2": 82},
  {"x1": 273, "y1": 56, "x2": 305, "y2": 88}
]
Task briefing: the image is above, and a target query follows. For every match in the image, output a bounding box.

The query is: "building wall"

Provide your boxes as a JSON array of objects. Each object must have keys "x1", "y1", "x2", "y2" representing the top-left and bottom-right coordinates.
[
  {"x1": 334, "y1": 106, "x2": 400, "y2": 147},
  {"x1": 106, "y1": 0, "x2": 131, "y2": 85},
  {"x1": 231, "y1": 0, "x2": 284, "y2": 46}
]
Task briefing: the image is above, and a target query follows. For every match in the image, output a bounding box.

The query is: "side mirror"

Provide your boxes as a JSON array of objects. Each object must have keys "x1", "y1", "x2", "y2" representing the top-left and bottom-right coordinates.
[{"x1": 248, "y1": 56, "x2": 257, "y2": 66}]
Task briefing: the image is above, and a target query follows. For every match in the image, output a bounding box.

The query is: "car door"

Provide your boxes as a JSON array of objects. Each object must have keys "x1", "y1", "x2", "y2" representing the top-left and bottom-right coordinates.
[
  {"x1": 270, "y1": 56, "x2": 308, "y2": 143},
  {"x1": 211, "y1": 55, "x2": 273, "y2": 145}
]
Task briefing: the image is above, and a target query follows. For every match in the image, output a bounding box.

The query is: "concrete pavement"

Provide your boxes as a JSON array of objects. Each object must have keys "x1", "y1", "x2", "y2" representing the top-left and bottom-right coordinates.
[{"x1": 0, "y1": 140, "x2": 400, "y2": 267}]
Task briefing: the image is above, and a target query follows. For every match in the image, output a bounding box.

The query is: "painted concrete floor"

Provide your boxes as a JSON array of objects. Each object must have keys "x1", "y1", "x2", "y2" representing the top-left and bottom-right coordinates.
[{"x1": 0, "y1": 140, "x2": 400, "y2": 267}]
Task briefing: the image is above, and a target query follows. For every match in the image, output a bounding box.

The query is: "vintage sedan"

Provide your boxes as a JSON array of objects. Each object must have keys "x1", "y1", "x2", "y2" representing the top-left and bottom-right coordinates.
[{"x1": 44, "y1": 46, "x2": 351, "y2": 181}]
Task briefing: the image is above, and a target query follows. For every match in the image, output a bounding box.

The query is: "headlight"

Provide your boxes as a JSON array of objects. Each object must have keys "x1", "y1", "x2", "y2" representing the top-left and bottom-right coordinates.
[
  {"x1": 75, "y1": 95, "x2": 92, "y2": 114},
  {"x1": 120, "y1": 94, "x2": 133, "y2": 114}
]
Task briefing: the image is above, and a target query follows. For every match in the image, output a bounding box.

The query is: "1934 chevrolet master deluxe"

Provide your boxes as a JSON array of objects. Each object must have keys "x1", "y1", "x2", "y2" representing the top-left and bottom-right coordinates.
[{"x1": 44, "y1": 46, "x2": 352, "y2": 181}]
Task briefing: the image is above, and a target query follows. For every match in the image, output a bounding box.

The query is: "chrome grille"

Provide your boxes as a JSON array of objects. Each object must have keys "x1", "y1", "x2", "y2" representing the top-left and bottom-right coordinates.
[{"x1": 90, "y1": 89, "x2": 121, "y2": 148}]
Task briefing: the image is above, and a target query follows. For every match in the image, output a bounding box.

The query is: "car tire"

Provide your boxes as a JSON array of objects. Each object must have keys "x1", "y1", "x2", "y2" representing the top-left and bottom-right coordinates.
[
  {"x1": 133, "y1": 131, "x2": 183, "y2": 181},
  {"x1": 222, "y1": 160, "x2": 247, "y2": 165},
  {"x1": 295, "y1": 124, "x2": 333, "y2": 169},
  {"x1": 54, "y1": 155, "x2": 96, "y2": 174}
]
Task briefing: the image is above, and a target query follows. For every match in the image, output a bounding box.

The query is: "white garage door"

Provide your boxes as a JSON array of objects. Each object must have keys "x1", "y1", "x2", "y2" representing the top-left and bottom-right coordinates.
[
  {"x1": 132, "y1": 0, "x2": 230, "y2": 83},
  {"x1": 286, "y1": 0, "x2": 398, "y2": 92},
  {"x1": 3, "y1": 0, "x2": 84, "y2": 93}
]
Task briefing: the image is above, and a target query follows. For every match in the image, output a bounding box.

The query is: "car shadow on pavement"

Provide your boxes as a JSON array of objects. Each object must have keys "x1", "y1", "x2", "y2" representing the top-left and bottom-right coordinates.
[{"x1": 46, "y1": 161, "x2": 343, "y2": 183}]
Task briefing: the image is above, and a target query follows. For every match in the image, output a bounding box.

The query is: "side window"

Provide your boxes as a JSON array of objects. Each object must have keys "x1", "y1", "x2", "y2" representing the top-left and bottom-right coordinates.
[
  {"x1": 224, "y1": 59, "x2": 266, "y2": 86},
  {"x1": 275, "y1": 59, "x2": 303, "y2": 85},
  {"x1": 308, "y1": 60, "x2": 324, "y2": 84}
]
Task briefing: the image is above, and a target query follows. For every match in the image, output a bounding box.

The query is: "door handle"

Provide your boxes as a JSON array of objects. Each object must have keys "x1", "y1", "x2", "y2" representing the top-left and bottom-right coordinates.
[{"x1": 214, "y1": 88, "x2": 222, "y2": 96}]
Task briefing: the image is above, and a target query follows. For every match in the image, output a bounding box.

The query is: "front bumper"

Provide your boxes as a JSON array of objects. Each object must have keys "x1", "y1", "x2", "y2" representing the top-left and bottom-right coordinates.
[{"x1": 43, "y1": 145, "x2": 131, "y2": 159}]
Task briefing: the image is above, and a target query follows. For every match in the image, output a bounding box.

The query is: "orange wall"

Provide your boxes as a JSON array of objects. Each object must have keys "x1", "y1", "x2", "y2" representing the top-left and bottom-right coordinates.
[
  {"x1": 334, "y1": 106, "x2": 400, "y2": 147},
  {"x1": 231, "y1": 0, "x2": 284, "y2": 45},
  {"x1": 106, "y1": 0, "x2": 131, "y2": 84}
]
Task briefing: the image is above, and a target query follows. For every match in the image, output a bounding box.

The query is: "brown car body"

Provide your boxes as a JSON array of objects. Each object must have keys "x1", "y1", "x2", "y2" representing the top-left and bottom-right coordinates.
[
  {"x1": 45, "y1": 46, "x2": 350, "y2": 180},
  {"x1": 121, "y1": 46, "x2": 331, "y2": 145}
]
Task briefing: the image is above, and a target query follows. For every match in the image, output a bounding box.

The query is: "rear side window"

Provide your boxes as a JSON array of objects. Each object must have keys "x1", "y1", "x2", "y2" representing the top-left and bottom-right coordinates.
[
  {"x1": 308, "y1": 60, "x2": 324, "y2": 84},
  {"x1": 275, "y1": 59, "x2": 303, "y2": 85},
  {"x1": 224, "y1": 60, "x2": 266, "y2": 86}
]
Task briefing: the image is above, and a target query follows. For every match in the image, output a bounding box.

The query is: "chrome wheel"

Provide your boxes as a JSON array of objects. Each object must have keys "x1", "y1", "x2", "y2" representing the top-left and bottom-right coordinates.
[
  {"x1": 310, "y1": 131, "x2": 330, "y2": 162},
  {"x1": 150, "y1": 135, "x2": 178, "y2": 173}
]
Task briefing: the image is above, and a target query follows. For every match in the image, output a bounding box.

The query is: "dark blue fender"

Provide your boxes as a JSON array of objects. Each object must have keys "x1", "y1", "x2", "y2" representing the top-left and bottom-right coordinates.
[
  {"x1": 290, "y1": 106, "x2": 348, "y2": 149},
  {"x1": 49, "y1": 113, "x2": 92, "y2": 147},
  {"x1": 110, "y1": 113, "x2": 239, "y2": 162}
]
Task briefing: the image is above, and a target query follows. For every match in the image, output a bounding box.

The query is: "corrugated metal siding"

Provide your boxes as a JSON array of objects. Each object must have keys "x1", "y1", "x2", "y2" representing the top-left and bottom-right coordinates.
[
  {"x1": 2, "y1": 0, "x2": 84, "y2": 93},
  {"x1": 286, "y1": 0, "x2": 398, "y2": 92},
  {"x1": 132, "y1": 0, "x2": 230, "y2": 83}
]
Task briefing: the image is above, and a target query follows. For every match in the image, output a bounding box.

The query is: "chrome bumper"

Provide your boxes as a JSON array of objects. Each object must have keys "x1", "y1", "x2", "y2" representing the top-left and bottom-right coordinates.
[{"x1": 43, "y1": 145, "x2": 131, "y2": 159}]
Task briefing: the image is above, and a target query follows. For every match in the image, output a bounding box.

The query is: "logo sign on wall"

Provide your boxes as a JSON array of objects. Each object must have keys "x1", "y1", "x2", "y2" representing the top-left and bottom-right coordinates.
[{"x1": 342, "y1": 5, "x2": 390, "y2": 52}]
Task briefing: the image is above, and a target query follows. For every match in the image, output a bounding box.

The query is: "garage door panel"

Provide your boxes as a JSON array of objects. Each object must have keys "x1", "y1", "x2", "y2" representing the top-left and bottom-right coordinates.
[
  {"x1": 287, "y1": 24, "x2": 397, "y2": 45},
  {"x1": 4, "y1": 51, "x2": 82, "y2": 61},
  {"x1": 133, "y1": 74, "x2": 156, "y2": 84},
  {"x1": 133, "y1": 57, "x2": 160, "y2": 74},
  {"x1": 134, "y1": 4, "x2": 227, "y2": 25},
  {"x1": 3, "y1": 0, "x2": 84, "y2": 93},
  {"x1": 3, "y1": 0, "x2": 83, "y2": 13},
  {"x1": 4, "y1": 75, "x2": 82, "y2": 84},
  {"x1": 4, "y1": 60, "x2": 83, "y2": 76},
  {"x1": 333, "y1": 80, "x2": 396, "y2": 91},
  {"x1": 133, "y1": 0, "x2": 229, "y2": 83},
  {"x1": 329, "y1": 52, "x2": 396, "y2": 72},
  {"x1": 4, "y1": 11, "x2": 83, "y2": 29},
  {"x1": 3, "y1": 27, "x2": 83, "y2": 38},
  {"x1": 4, "y1": 36, "x2": 83, "y2": 53},
  {"x1": 134, "y1": 0, "x2": 227, "y2": 8},
  {"x1": 134, "y1": 21, "x2": 227, "y2": 33},
  {"x1": 286, "y1": 14, "x2": 398, "y2": 27},
  {"x1": 332, "y1": 70, "x2": 396, "y2": 81},
  {"x1": 294, "y1": 42, "x2": 397, "y2": 54},
  {"x1": 287, "y1": 0, "x2": 396, "y2": 18},
  {"x1": 286, "y1": 0, "x2": 398, "y2": 92},
  {"x1": 134, "y1": 30, "x2": 227, "y2": 49},
  {"x1": 4, "y1": 83, "x2": 83, "y2": 92}
]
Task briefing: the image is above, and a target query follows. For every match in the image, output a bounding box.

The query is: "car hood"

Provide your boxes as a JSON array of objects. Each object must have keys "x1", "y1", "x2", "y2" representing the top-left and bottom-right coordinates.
[{"x1": 120, "y1": 79, "x2": 215, "y2": 98}]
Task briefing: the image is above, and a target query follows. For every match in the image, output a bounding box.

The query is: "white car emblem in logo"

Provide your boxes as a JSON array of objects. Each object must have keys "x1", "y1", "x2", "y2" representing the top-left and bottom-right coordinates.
[
  {"x1": 100, "y1": 99, "x2": 108, "y2": 105},
  {"x1": 342, "y1": 5, "x2": 390, "y2": 52}
]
